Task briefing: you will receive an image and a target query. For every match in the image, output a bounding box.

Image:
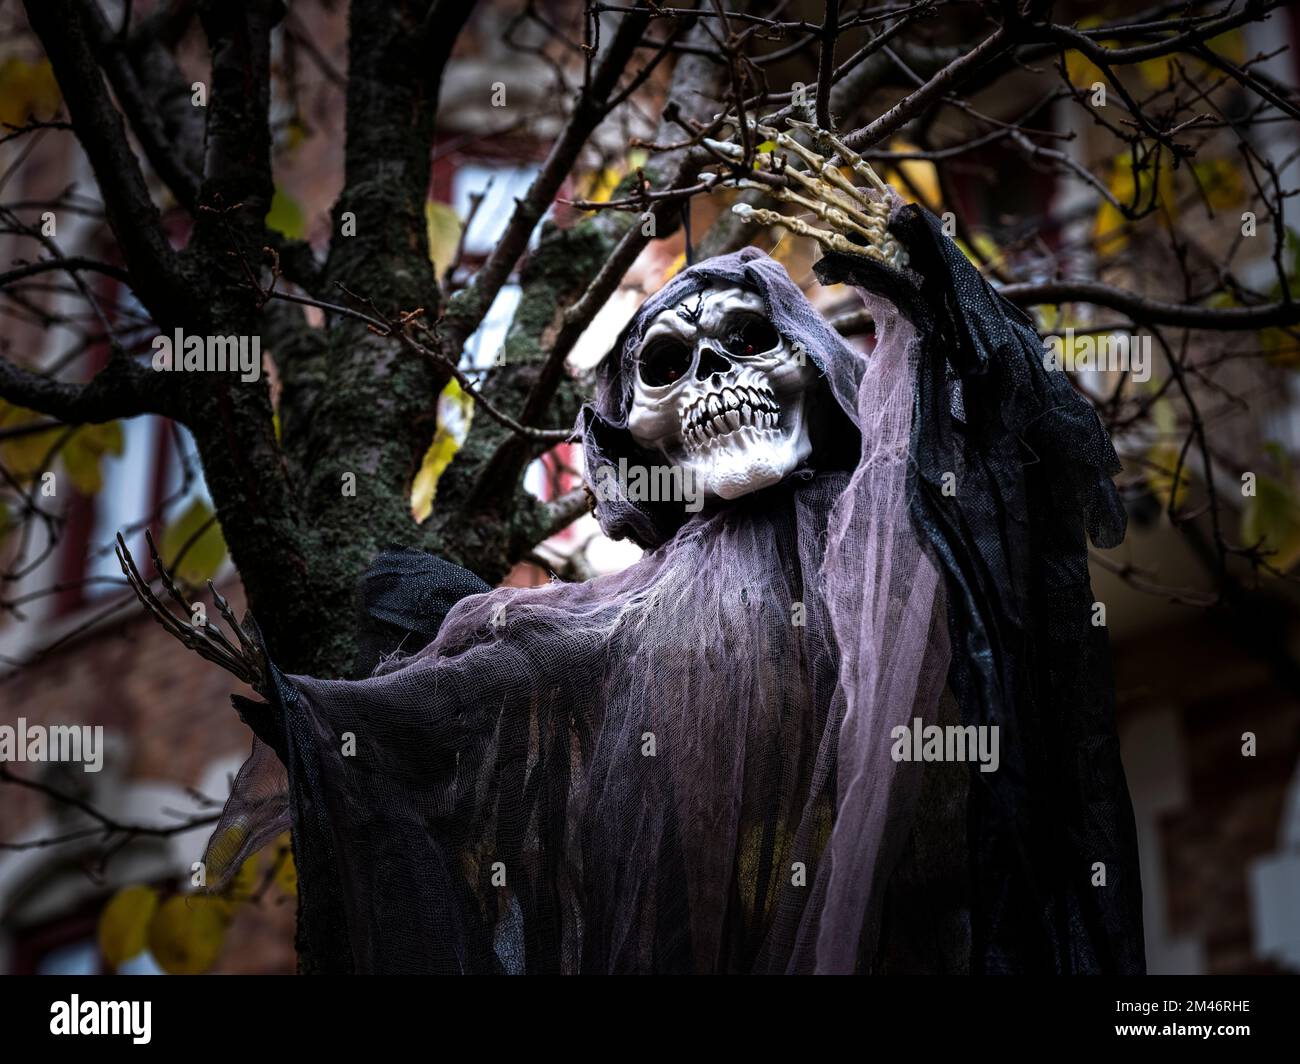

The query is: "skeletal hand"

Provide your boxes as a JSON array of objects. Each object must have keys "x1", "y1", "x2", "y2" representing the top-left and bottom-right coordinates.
[
  {"x1": 702, "y1": 115, "x2": 909, "y2": 270},
  {"x1": 116, "y1": 531, "x2": 269, "y2": 696}
]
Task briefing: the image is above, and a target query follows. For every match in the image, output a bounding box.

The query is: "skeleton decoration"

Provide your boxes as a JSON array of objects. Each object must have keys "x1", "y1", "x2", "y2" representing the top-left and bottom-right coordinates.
[
  {"x1": 183, "y1": 115, "x2": 1144, "y2": 975},
  {"x1": 626, "y1": 284, "x2": 815, "y2": 500}
]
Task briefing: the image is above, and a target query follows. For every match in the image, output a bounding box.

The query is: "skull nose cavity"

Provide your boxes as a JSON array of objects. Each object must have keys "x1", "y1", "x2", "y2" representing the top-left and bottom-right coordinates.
[{"x1": 695, "y1": 346, "x2": 732, "y2": 381}]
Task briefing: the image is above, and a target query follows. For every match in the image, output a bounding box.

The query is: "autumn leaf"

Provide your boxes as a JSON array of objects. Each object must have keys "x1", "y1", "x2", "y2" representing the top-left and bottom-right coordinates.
[
  {"x1": 1188, "y1": 28, "x2": 1247, "y2": 79},
  {"x1": 425, "y1": 201, "x2": 463, "y2": 277},
  {"x1": 0, "y1": 400, "x2": 64, "y2": 477},
  {"x1": 954, "y1": 232, "x2": 1003, "y2": 271},
  {"x1": 98, "y1": 885, "x2": 160, "y2": 970},
  {"x1": 159, "y1": 498, "x2": 228, "y2": 585},
  {"x1": 283, "y1": 116, "x2": 309, "y2": 152},
  {"x1": 1145, "y1": 404, "x2": 1191, "y2": 514},
  {"x1": 411, "y1": 377, "x2": 474, "y2": 523},
  {"x1": 147, "y1": 895, "x2": 229, "y2": 975},
  {"x1": 661, "y1": 251, "x2": 687, "y2": 284},
  {"x1": 577, "y1": 150, "x2": 648, "y2": 201},
  {"x1": 220, "y1": 854, "x2": 262, "y2": 910},
  {"x1": 0, "y1": 402, "x2": 123, "y2": 491},
  {"x1": 1242, "y1": 474, "x2": 1300, "y2": 574},
  {"x1": 884, "y1": 139, "x2": 940, "y2": 211},
  {"x1": 1093, "y1": 153, "x2": 1175, "y2": 255},
  {"x1": 1062, "y1": 17, "x2": 1110, "y2": 89},
  {"x1": 1145, "y1": 442, "x2": 1192, "y2": 512},
  {"x1": 265, "y1": 186, "x2": 306, "y2": 239},
  {"x1": 0, "y1": 58, "x2": 61, "y2": 128},
  {"x1": 1191, "y1": 158, "x2": 1244, "y2": 211},
  {"x1": 1262, "y1": 326, "x2": 1300, "y2": 368},
  {"x1": 580, "y1": 166, "x2": 623, "y2": 202},
  {"x1": 204, "y1": 821, "x2": 249, "y2": 884},
  {"x1": 62, "y1": 420, "x2": 124, "y2": 494},
  {"x1": 1136, "y1": 55, "x2": 1174, "y2": 89},
  {"x1": 273, "y1": 834, "x2": 298, "y2": 897}
]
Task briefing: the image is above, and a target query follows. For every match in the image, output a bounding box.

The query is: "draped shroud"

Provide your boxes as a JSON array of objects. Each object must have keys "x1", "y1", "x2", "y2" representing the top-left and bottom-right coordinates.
[{"x1": 207, "y1": 214, "x2": 1143, "y2": 974}]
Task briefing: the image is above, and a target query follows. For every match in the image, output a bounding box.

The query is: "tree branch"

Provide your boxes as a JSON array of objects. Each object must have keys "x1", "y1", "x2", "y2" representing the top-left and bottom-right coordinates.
[
  {"x1": 814, "y1": 0, "x2": 840, "y2": 129},
  {"x1": 441, "y1": 4, "x2": 652, "y2": 352},
  {"x1": 999, "y1": 281, "x2": 1300, "y2": 331},
  {"x1": 0, "y1": 352, "x2": 175, "y2": 423},
  {"x1": 840, "y1": 26, "x2": 1012, "y2": 151},
  {"x1": 22, "y1": 0, "x2": 192, "y2": 322},
  {"x1": 0, "y1": 256, "x2": 133, "y2": 289},
  {"x1": 82, "y1": 0, "x2": 202, "y2": 210}
]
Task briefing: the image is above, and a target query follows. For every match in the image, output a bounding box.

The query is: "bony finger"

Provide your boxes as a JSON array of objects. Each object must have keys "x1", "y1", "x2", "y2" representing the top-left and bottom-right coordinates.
[{"x1": 702, "y1": 137, "x2": 744, "y2": 160}]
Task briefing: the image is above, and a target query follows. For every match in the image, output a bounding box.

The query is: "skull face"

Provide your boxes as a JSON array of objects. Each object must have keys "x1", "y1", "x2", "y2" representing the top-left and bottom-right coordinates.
[{"x1": 626, "y1": 284, "x2": 817, "y2": 501}]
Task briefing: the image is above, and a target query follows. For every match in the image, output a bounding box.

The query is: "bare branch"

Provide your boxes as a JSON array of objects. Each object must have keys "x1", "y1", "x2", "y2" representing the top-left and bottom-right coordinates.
[
  {"x1": 21, "y1": 0, "x2": 191, "y2": 320},
  {"x1": 541, "y1": 486, "x2": 593, "y2": 541},
  {"x1": 81, "y1": 0, "x2": 202, "y2": 209},
  {"x1": 1000, "y1": 281, "x2": 1300, "y2": 331},
  {"x1": 814, "y1": 0, "x2": 840, "y2": 130},
  {"x1": 441, "y1": 5, "x2": 652, "y2": 351},
  {"x1": 840, "y1": 26, "x2": 1012, "y2": 151},
  {"x1": 0, "y1": 351, "x2": 174, "y2": 424}
]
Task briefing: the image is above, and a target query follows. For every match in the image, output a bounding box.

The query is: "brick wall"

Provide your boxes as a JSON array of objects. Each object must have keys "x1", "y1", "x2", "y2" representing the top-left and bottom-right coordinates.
[
  {"x1": 1114, "y1": 614, "x2": 1300, "y2": 974},
  {"x1": 0, "y1": 582, "x2": 297, "y2": 975}
]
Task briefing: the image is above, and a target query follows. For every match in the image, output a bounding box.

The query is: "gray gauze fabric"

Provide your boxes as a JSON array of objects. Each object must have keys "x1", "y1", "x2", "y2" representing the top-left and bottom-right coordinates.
[{"x1": 206, "y1": 246, "x2": 950, "y2": 973}]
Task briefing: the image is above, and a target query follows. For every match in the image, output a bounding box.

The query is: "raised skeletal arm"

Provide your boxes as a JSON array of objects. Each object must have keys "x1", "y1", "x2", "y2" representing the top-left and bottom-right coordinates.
[{"x1": 703, "y1": 115, "x2": 909, "y2": 270}]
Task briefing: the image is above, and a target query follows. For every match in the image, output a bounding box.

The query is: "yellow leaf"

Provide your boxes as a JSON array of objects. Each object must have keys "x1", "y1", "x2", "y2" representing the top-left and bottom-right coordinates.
[
  {"x1": 0, "y1": 402, "x2": 60, "y2": 477},
  {"x1": 1242, "y1": 475, "x2": 1300, "y2": 573},
  {"x1": 273, "y1": 838, "x2": 297, "y2": 898},
  {"x1": 0, "y1": 403, "x2": 123, "y2": 490},
  {"x1": 769, "y1": 231, "x2": 804, "y2": 270},
  {"x1": 1262, "y1": 327, "x2": 1300, "y2": 367},
  {"x1": 1145, "y1": 441, "x2": 1192, "y2": 511},
  {"x1": 886, "y1": 139, "x2": 940, "y2": 211},
  {"x1": 1093, "y1": 153, "x2": 1175, "y2": 255},
  {"x1": 0, "y1": 58, "x2": 61, "y2": 128},
  {"x1": 284, "y1": 117, "x2": 308, "y2": 152},
  {"x1": 661, "y1": 251, "x2": 686, "y2": 285},
  {"x1": 1136, "y1": 56, "x2": 1174, "y2": 89},
  {"x1": 580, "y1": 166, "x2": 623, "y2": 203},
  {"x1": 205, "y1": 822, "x2": 249, "y2": 883},
  {"x1": 1193, "y1": 29, "x2": 1247, "y2": 76},
  {"x1": 62, "y1": 420, "x2": 124, "y2": 494},
  {"x1": 1192, "y1": 159, "x2": 1244, "y2": 211},
  {"x1": 1064, "y1": 47, "x2": 1103, "y2": 88},
  {"x1": 147, "y1": 895, "x2": 229, "y2": 975},
  {"x1": 1151, "y1": 397, "x2": 1178, "y2": 435},
  {"x1": 265, "y1": 186, "x2": 306, "y2": 240},
  {"x1": 411, "y1": 377, "x2": 474, "y2": 522},
  {"x1": 425, "y1": 201, "x2": 463, "y2": 277},
  {"x1": 224, "y1": 854, "x2": 261, "y2": 906},
  {"x1": 159, "y1": 498, "x2": 228, "y2": 585},
  {"x1": 210, "y1": 849, "x2": 259, "y2": 918},
  {"x1": 1063, "y1": 17, "x2": 1106, "y2": 88},
  {"x1": 954, "y1": 232, "x2": 1003, "y2": 270},
  {"x1": 98, "y1": 885, "x2": 160, "y2": 969}
]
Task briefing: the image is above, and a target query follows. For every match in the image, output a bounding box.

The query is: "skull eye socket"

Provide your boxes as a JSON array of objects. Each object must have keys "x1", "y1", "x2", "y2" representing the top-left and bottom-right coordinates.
[
  {"x1": 721, "y1": 315, "x2": 780, "y2": 358},
  {"x1": 638, "y1": 338, "x2": 692, "y2": 387}
]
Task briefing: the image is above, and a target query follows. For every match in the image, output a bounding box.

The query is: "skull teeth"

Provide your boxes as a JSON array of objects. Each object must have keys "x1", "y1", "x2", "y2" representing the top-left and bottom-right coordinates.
[{"x1": 682, "y1": 385, "x2": 781, "y2": 448}]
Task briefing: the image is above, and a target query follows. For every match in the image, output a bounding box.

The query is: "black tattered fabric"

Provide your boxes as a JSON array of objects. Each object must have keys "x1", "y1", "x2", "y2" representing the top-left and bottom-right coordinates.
[{"x1": 210, "y1": 209, "x2": 1144, "y2": 974}]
